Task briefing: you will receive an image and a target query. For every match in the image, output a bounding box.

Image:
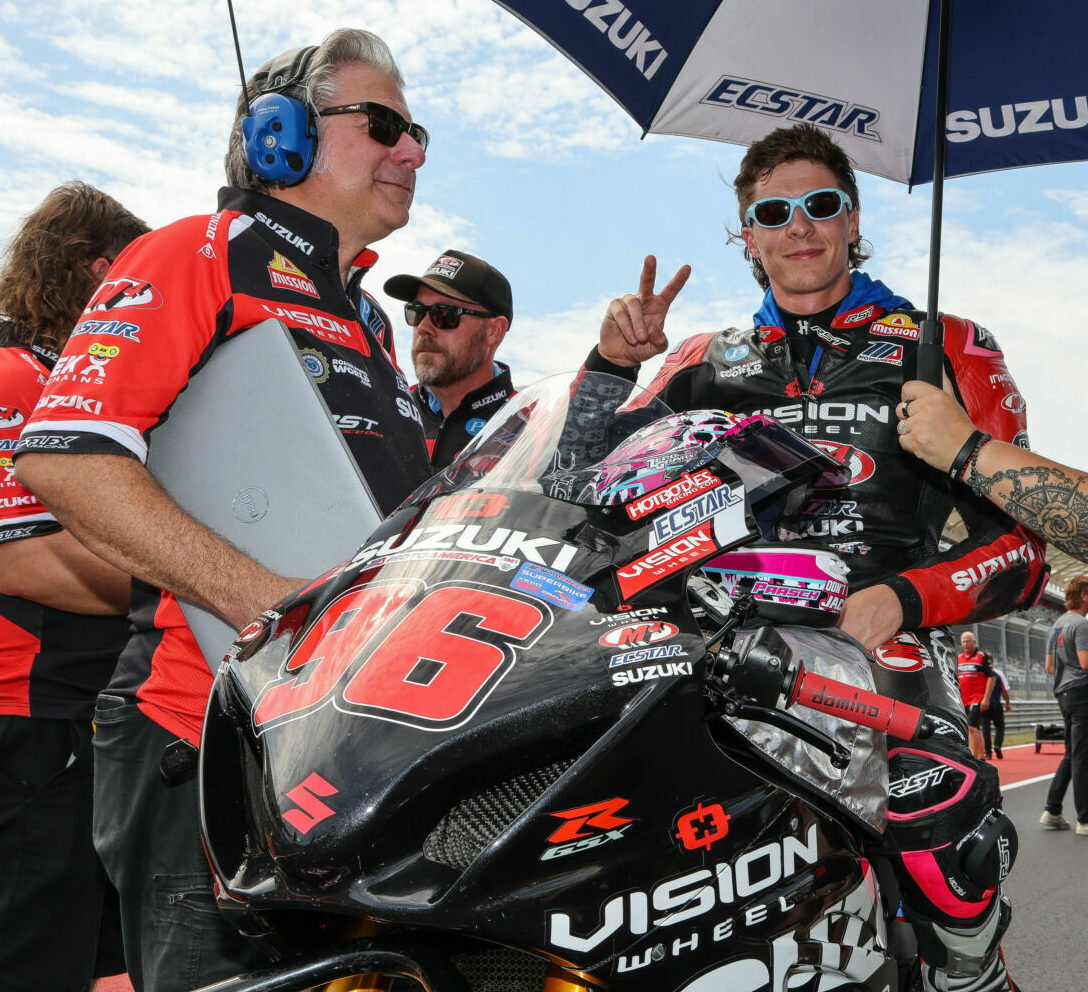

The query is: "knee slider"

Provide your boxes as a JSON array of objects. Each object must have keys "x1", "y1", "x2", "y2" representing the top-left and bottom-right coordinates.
[{"x1": 958, "y1": 808, "x2": 1017, "y2": 890}]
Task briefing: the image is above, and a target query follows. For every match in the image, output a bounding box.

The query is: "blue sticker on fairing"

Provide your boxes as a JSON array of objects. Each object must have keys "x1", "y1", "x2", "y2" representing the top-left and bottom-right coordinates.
[{"x1": 511, "y1": 562, "x2": 592, "y2": 612}]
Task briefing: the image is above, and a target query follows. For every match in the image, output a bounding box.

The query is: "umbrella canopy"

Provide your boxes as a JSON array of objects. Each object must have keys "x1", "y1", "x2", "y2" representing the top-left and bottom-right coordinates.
[
  {"x1": 493, "y1": 0, "x2": 1087, "y2": 186},
  {"x1": 494, "y1": 0, "x2": 1087, "y2": 378}
]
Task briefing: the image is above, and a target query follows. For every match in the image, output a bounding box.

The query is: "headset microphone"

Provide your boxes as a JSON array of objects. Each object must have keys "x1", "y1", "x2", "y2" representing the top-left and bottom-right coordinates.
[{"x1": 227, "y1": 0, "x2": 317, "y2": 186}]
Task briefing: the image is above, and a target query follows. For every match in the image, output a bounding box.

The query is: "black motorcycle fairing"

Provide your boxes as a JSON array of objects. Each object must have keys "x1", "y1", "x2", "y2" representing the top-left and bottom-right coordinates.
[{"x1": 199, "y1": 373, "x2": 897, "y2": 990}]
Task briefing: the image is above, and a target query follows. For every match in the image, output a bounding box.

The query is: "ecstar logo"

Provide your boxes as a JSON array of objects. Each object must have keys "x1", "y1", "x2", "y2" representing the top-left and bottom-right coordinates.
[
  {"x1": 650, "y1": 484, "x2": 742, "y2": 547},
  {"x1": 703, "y1": 76, "x2": 880, "y2": 139}
]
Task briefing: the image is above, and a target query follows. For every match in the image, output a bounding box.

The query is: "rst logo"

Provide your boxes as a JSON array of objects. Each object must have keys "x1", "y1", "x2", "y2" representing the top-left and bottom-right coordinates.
[
  {"x1": 598, "y1": 621, "x2": 678, "y2": 649},
  {"x1": 703, "y1": 76, "x2": 880, "y2": 139},
  {"x1": 0, "y1": 407, "x2": 24, "y2": 429},
  {"x1": 564, "y1": 0, "x2": 668, "y2": 81},
  {"x1": 85, "y1": 277, "x2": 162, "y2": 313}
]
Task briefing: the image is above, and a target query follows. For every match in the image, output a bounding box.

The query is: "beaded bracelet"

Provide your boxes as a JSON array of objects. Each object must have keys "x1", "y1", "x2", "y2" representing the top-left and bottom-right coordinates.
[{"x1": 948, "y1": 429, "x2": 992, "y2": 482}]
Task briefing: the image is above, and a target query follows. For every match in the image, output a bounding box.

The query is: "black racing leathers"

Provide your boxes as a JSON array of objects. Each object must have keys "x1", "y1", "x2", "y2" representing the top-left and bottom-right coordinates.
[{"x1": 587, "y1": 273, "x2": 1046, "y2": 630}]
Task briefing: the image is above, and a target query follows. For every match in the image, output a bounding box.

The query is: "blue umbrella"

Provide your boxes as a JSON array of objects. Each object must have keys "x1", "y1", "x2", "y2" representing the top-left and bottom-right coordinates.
[{"x1": 492, "y1": 0, "x2": 1088, "y2": 379}]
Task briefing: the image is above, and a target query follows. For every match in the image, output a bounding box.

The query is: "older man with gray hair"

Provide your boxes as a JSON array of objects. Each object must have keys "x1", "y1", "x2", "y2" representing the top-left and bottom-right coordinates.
[{"x1": 15, "y1": 28, "x2": 431, "y2": 992}]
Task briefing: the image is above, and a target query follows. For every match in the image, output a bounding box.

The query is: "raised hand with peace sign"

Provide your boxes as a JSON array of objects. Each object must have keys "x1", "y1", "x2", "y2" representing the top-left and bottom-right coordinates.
[{"x1": 598, "y1": 254, "x2": 691, "y2": 368}]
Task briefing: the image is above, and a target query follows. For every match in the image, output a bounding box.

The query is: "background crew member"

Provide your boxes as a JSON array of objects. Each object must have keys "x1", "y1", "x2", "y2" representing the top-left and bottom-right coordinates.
[
  {"x1": 957, "y1": 630, "x2": 997, "y2": 759},
  {"x1": 15, "y1": 29, "x2": 431, "y2": 992},
  {"x1": 384, "y1": 249, "x2": 513, "y2": 469},
  {"x1": 981, "y1": 661, "x2": 1011, "y2": 760},
  {"x1": 584, "y1": 123, "x2": 1043, "y2": 992},
  {"x1": 0, "y1": 182, "x2": 148, "y2": 991},
  {"x1": 1040, "y1": 576, "x2": 1088, "y2": 834}
]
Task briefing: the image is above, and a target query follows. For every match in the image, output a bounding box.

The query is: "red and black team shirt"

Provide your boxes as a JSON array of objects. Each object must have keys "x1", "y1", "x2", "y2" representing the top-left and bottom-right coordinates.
[
  {"x1": 957, "y1": 650, "x2": 994, "y2": 706},
  {"x1": 15, "y1": 188, "x2": 431, "y2": 742},
  {"x1": 1, "y1": 324, "x2": 129, "y2": 719}
]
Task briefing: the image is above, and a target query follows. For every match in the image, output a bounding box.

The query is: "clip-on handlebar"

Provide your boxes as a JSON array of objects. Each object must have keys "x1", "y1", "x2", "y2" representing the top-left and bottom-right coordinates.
[{"x1": 704, "y1": 598, "x2": 935, "y2": 768}]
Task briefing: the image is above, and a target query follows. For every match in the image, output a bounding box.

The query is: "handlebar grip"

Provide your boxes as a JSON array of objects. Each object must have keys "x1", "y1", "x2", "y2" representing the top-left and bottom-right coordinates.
[{"x1": 793, "y1": 671, "x2": 925, "y2": 739}]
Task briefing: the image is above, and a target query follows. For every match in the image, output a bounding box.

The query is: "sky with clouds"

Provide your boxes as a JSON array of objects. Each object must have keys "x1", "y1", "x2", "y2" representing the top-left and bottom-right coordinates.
[{"x1": 1, "y1": 0, "x2": 1085, "y2": 467}]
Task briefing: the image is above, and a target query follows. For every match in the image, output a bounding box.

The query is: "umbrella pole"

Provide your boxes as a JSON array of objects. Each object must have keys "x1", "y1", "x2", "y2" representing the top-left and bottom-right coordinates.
[{"x1": 918, "y1": 0, "x2": 953, "y2": 387}]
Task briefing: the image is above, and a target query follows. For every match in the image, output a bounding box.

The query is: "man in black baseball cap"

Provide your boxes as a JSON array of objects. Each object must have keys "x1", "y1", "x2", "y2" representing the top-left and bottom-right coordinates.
[{"x1": 385, "y1": 250, "x2": 516, "y2": 468}]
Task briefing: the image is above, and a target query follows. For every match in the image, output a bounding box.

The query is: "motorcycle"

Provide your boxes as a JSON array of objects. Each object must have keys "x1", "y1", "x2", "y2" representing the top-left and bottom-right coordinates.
[{"x1": 198, "y1": 371, "x2": 936, "y2": 992}]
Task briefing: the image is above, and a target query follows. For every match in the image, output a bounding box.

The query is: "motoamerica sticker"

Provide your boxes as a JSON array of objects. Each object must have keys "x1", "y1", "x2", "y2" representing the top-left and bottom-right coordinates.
[{"x1": 511, "y1": 562, "x2": 592, "y2": 611}]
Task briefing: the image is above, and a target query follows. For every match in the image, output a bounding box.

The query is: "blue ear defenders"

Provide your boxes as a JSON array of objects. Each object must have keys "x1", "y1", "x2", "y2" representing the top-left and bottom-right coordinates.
[{"x1": 242, "y1": 46, "x2": 319, "y2": 186}]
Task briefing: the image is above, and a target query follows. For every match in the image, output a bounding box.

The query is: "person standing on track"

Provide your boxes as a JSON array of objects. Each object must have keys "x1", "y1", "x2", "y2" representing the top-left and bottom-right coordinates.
[
  {"x1": 957, "y1": 630, "x2": 997, "y2": 759},
  {"x1": 1039, "y1": 576, "x2": 1088, "y2": 835},
  {"x1": 584, "y1": 122, "x2": 1042, "y2": 992}
]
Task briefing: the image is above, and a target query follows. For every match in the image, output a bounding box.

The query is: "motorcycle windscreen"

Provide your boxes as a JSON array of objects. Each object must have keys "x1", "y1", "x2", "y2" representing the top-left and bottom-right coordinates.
[{"x1": 400, "y1": 373, "x2": 846, "y2": 516}]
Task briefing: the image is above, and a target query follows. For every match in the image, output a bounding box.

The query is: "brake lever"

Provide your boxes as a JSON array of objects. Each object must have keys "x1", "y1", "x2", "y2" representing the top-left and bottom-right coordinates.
[{"x1": 716, "y1": 692, "x2": 852, "y2": 769}]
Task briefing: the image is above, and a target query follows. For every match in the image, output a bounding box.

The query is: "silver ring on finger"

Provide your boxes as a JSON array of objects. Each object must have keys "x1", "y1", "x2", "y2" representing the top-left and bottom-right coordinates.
[{"x1": 897, "y1": 419, "x2": 910, "y2": 435}]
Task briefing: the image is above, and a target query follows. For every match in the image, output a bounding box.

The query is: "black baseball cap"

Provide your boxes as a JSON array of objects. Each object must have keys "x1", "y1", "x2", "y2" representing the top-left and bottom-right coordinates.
[{"x1": 384, "y1": 250, "x2": 513, "y2": 321}]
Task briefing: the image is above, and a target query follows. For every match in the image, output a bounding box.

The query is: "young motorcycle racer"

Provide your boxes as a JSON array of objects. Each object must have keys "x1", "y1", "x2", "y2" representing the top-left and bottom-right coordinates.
[{"x1": 585, "y1": 123, "x2": 1043, "y2": 992}]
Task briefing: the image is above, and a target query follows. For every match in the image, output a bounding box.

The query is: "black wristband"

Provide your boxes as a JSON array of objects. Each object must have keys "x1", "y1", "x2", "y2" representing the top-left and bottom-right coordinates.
[{"x1": 948, "y1": 429, "x2": 991, "y2": 481}]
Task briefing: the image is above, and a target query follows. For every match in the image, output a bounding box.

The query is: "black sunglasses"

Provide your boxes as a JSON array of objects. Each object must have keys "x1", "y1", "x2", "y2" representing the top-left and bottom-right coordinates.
[
  {"x1": 318, "y1": 101, "x2": 429, "y2": 152},
  {"x1": 405, "y1": 301, "x2": 494, "y2": 330}
]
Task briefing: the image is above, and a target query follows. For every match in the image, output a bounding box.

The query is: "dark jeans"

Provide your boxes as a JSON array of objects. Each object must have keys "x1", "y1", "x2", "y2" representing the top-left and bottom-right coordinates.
[
  {"x1": 1044, "y1": 688, "x2": 1088, "y2": 824},
  {"x1": 0, "y1": 715, "x2": 124, "y2": 991},
  {"x1": 91, "y1": 696, "x2": 269, "y2": 992},
  {"x1": 981, "y1": 705, "x2": 1005, "y2": 756}
]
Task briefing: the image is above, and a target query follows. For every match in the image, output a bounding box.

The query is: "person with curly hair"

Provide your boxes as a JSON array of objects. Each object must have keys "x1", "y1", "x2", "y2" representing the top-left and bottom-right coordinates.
[{"x1": 0, "y1": 181, "x2": 148, "y2": 991}]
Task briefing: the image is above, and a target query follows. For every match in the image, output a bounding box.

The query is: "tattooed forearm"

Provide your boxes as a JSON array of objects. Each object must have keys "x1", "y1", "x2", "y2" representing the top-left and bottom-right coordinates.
[{"x1": 967, "y1": 464, "x2": 1088, "y2": 560}]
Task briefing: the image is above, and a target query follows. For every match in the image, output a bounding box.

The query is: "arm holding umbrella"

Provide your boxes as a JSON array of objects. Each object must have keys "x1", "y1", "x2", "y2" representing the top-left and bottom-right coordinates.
[{"x1": 897, "y1": 380, "x2": 1088, "y2": 563}]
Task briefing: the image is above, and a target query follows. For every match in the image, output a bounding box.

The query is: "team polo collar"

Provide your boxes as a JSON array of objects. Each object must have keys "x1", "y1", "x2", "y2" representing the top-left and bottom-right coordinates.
[
  {"x1": 417, "y1": 362, "x2": 513, "y2": 418},
  {"x1": 753, "y1": 270, "x2": 913, "y2": 331},
  {"x1": 219, "y1": 186, "x2": 342, "y2": 274}
]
